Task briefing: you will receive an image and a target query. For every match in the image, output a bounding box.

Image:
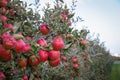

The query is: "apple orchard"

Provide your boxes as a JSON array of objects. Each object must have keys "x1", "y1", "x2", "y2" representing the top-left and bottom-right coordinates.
[{"x1": 0, "y1": 0, "x2": 113, "y2": 80}]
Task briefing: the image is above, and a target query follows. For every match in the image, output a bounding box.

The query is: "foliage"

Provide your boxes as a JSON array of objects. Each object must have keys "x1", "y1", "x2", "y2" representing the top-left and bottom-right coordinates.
[
  {"x1": 110, "y1": 61, "x2": 120, "y2": 80},
  {"x1": 0, "y1": 0, "x2": 113, "y2": 80}
]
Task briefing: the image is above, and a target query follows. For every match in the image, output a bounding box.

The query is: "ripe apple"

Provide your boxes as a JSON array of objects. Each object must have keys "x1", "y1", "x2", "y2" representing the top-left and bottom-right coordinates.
[
  {"x1": 36, "y1": 38, "x2": 47, "y2": 47},
  {"x1": 49, "y1": 58, "x2": 60, "y2": 67},
  {"x1": 1, "y1": 7, "x2": 6, "y2": 14},
  {"x1": 39, "y1": 24, "x2": 49, "y2": 35},
  {"x1": 81, "y1": 39, "x2": 87, "y2": 46},
  {"x1": 3, "y1": 36, "x2": 16, "y2": 49},
  {"x1": 14, "y1": 39, "x2": 26, "y2": 53},
  {"x1": 0, "y1": 0, "x2": 8, "y2": 8},
  {"x1": 61, "y1": 13, "x2": 67, "y2": 20},
  {"x1": 73, "y1": 64, "x2": 79, "y2": 69},
  {"x1": 0, "y1": 44, "x2": 11, "y2": 59},
  {"x1": 0, "y1": 72, "x2": 5, "y2": 80},
  {"x1": 72, "y1": 58, "x2": 78, "y2": 63},
  {"x1": 52, "y1": 36, "x2": 64, "y2": 50},
  {"x1": 0, "y1": 15, "x2": 7, "y2": 23},
  {"x1": 18, "y1": 58, "x2": 27, "y2": 68},
  {"x1": 38, "y1": 50, "x2": 48, "y2": 62},
  {"x1": 49, "y1": 50, "x2": 60, "y2": 60},
  {"x1": 4, "y1": 23, "x2": 13, "y2": 31},
  {"x1": 62, "y1": 56, "x2": 67, "y2": 61},
  {"x1": 29, "y1": 55, "x2": 40, "y2": 66},
  {"x1": 2, "y1": 53, "x2": 12, "y2": 62},
  {"x1": 23, "y1": 74, "x2": 28, "y2": 80},
  {"x1": 22, "y1": 44, "x2": 31, "y2": 53}
]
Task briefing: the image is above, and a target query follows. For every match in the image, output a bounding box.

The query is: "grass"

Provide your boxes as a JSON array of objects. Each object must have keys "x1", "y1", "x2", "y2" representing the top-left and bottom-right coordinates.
[{"x1": 110, "y1": 61, "x2": 120, "y2": 80}]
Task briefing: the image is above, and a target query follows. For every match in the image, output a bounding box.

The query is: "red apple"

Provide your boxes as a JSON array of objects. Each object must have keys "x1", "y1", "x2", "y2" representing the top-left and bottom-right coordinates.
[
  {"x1": 49, "y1": 50, "x2": 60, "y2": 60},
  {"x1": 1, "y1": 32, "x2": 10, "y2": 39},
  {"x1": 73, "y1": 64, "x2": 79, "y2": 69},
  {"x1": 72, "y1": 58, "x2": 78, "y2": 63},
  {"x1": 3, "y1": 36, "x2": 16, "y2": 49},
  {"x1": 62, "y1": 56, "x2": 67, "y2": 61},
  {"x1": 61, "y1": 13, "x2": 67, "y2": 20},
  {"x1": 81, "y1": 39, "x2": 87, "y2": 46},
  {"x1": 38, "y1": 50, "x2": 48, "y2": 62},
  {"x1": 1, "y1": 7, "x2": 6, "y2": 14},
  {"x1": 0, "y1": 72, "x2": 5, "y2": 80},
  {"x1": 14, "y1": 39, "x2": 26, "y2": 53},
  {"x1": 29, "y1": 55, "x2": 40, "y2": 66},
  {"x1": 0, "y1": 15, "x2": 7, "y2": 23},
  {"x1": 4, "y1": 23, "x2": 13, "y2": 31},
  {"x1": 23, "y1": 74, "x2": 28, "y2": 80},
  {"x1": 18, "y1": 58, "x2": 27, "y2": 68},
  {"x1": 49, "y1": 58, "x2": 60, "y2": 67},
  {"x1": 39, "y1": 24, "x2": 49, "y2": 35},
  {"x1": 2, "y1": 53, "x2": 12, "y2": 62},
  {"x1": 0, "y1": 44, "x2": 11, "y2": 59},
  {"x1": 0, "y1": 0, "x2": 8, "y2": 8},
  {"x1": 22, "y1": 44, "x2": 31, "y2": 53},
  {"x1": 36, "y1": 38, "x2": 47, "y2": 47},
  {"x1": 52, "y1": 36, "x2": 64, "y2": 50}
]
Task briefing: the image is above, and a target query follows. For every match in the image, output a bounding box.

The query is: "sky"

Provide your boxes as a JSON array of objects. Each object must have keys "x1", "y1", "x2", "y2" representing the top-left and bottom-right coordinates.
[
  {"x1": 74, "y1": 0, "x2": 120, "y2": 56},
  {"x1": 21, "y1": 0, "x2": 120, "y2": 56}
]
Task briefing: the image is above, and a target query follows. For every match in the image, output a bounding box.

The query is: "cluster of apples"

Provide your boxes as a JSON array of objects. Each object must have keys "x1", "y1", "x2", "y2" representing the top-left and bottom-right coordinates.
[
  {"x1": 72, "y1": 58, "x2": 79, "y2": 69},
  {"x1": 37, "y1": 24, "x2": 64, "y2": 67},
  {"x1": 62, "y1": 56, "x2": 79, "y2": 70},
  {"x1": 0, "y1": 0, "x2": 15, "y2": 29},
  {"x1": 0, "y1": 0, "x2": 31, "y2": 63},
  {"x1": 0, "y1": 0, "x2": 83, "y2": 79},
  {"x1": 17, "y1": 23, "x2": 64, "y2": 69},
  {"x1": 0, "y1": 32, "x2": 31, "y2": 62}
]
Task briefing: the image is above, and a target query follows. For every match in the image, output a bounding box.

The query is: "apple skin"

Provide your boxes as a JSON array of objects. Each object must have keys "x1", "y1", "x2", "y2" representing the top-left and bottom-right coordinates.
[
  {"x1": 29, "y1": 55, "x2": 40, "y2": 66},
  {"x1": 0, "y1": 15, "x2": 7, "y2": 23},
  {"x1": 38, "y1": 50, "x2": 48, "y2": 62},
  {"x1": 81, "y1": 39, "x2": 87, "y2": 46},
  {"x1": 52, "y1": 36, "x2": 64, "y2": 51},
  {"x1": 0, "y1": 0, "x2": 8, "y2": 8},
  {"x1": 49, "y1": 58, "x2": 60, "y2": 67},
  {"x1": 73, "y1": 64, "x2": 79, "y2": 69},
  {"x1": 39, "y1": 24, "x2": 49, "y2": 35},
  {"x1": 62, "y1": 56, "x2": 67, "y2": 61},
  {"x1": 37, "y1": 38, "x2": 47, "y2": 47},
  {"x1": 48, "y1": 50, "x2": 60, "y2": 60},
  {"x1": 72, "y1": 58, "x2": 78, "y2": 63},
  {"x1": 0, "y1": 72, "x2": 5, "y2": 80}
]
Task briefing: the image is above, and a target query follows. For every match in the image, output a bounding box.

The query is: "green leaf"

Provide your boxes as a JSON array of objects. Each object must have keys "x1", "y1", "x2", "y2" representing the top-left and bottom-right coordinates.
[
  {"x1": 13, "y1": 34, "x2": 24, "y2": 39},
  {"x1": 59, "y1": 0, "x2": 64, "y2": 3},
  {"x1": 29, "y1": 73, "x2": 34, "y2": 80},
  {"x1": 64, "y1": 43, "x2": 73, "y2": 49},
  {"x1": 87, "y1": 58, "x2": 93, "y2": 64},
  {"x1": 13, "y1": 22, "x2": 22, "y2": 33},
  {"x1": 67, "y1": 13, "x2": 75, "y2": 19}
]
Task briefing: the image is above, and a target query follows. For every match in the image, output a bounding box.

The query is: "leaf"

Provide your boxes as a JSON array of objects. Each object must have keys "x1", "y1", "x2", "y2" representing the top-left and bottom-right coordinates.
[
  {"x1": 13, "y1": 22, "x2": 22, "y2": 33},
  {"x1": 64, "y1": 43, "x2": 73, "y2": 49},
  {"x1": 67, "y1": 13, "x2": 75, "y2": 18},
  {"x1": 24, "y1": 22, "x2": 31, "y2": 27},
  {"x1": 29, "y1": 3, "x2": 33, "y2": 6},
  {"x1": 13, "y1": 34, "x2": 24, "y2": 39},
  {"x1": 29, "y1": 73, "x2": 34, "y2": 80},
  {"x1": 1, "y1": 28, "x2": 9, "y2": 34},
  {"x1": 87, "y1": 58, "x2": 93, "y2": 64},
  {"x1": 59, "y1": 0, "x2": 64, "y2": 3}
]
